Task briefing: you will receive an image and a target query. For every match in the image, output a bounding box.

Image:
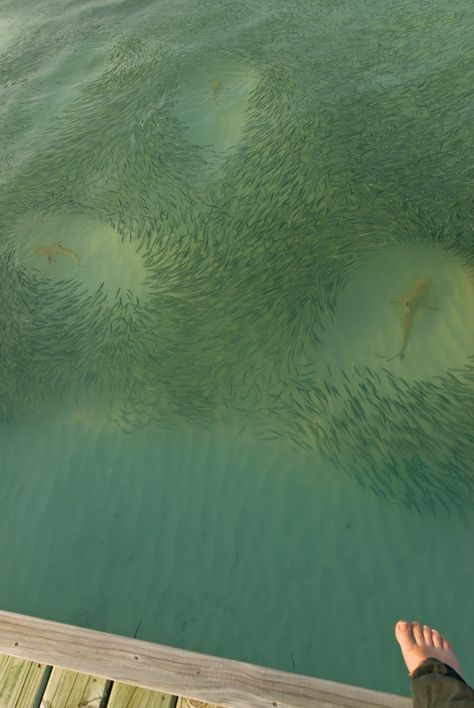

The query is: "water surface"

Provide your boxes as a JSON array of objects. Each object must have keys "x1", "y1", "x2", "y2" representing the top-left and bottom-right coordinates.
[{"x1": 0, "y1": 0, "x2": 473, "y2": 695}]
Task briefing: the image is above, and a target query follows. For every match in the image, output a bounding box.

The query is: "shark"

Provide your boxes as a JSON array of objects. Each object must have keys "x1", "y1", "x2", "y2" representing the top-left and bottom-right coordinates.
[
  {"x1": 378, "y1": 275, "x2": 438, "y2": 362},
  {"x1": 208, "y1": 78, "x2": 223, "y2": 106},
  {"x1": 33, "y1": 242, "x2": 80, "y2": 265}
]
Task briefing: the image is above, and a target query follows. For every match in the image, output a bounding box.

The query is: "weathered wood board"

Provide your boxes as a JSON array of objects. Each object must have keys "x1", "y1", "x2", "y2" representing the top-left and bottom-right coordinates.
[
  {"x1": 176, "y1": 698, "x2": 222, "y2": 708},
  {"x1": 40, "y1": 666, "x2": 108, "y2": 707},
  {"x1": 107, "y1": 682, "x2": 176, "y2": 707},
  {"x1": 0, "y1": 653, "x2": 47, "y2": 708},
  {"x1": 0, "y1": 611, "x2": 411, "y2": 708}
]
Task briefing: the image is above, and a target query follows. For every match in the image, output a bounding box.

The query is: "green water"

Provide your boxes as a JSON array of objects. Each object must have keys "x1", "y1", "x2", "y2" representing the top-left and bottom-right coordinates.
[{"x1": 1, "y1": 0, "x2": 473, "y2": 697}]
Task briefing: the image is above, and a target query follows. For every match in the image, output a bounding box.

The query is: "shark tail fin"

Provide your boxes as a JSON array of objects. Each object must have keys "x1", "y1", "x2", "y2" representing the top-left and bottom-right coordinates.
[
  {"x1": 376, "y1": 351, "x2": 402, "y2": 362},
  {"x1": 423, "y1": 301, "x2": 438, "y2": 310}
]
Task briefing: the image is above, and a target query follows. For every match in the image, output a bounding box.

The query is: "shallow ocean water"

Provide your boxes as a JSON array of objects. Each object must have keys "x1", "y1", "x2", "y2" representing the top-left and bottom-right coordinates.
[{"x1": 0, "y1": 0, "x2": 473, "y2": 697}]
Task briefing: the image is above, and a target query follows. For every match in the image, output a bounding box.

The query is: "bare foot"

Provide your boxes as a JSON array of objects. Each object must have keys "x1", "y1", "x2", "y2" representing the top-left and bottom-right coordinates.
[{"x1": 395, "y1": 620, "x2": 462, "y2": 677}]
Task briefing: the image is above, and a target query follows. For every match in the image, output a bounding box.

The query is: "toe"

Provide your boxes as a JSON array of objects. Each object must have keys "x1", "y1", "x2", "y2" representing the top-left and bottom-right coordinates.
[
  {"x1": 413, "y1": 622, "x2": 425, "y2": 646},
  {"x1": 442, "y1": 637, "x2": 451, "y2": 650},
  {"x1": 423, "y1": 625, "x2": 433, "y2": 646},
  {"x1": 432, "y1": 629, "x2": 442, "y2": 649},
  {"x1": 395, "y1": 620, "x2": 410, "y2": 633},
  {"x1": 395, "y1": 620, "x2": 413, "y2": 646}
]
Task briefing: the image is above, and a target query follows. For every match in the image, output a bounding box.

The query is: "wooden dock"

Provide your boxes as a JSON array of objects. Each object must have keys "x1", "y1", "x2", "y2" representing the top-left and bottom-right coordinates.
[{"x1": 0, "y1": 610, "x2": 410, "y2": 708}]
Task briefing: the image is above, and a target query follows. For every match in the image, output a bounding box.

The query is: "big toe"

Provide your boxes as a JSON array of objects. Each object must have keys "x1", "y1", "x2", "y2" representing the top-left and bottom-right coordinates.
[
  {"x1": 395, "y1": 620, "x2": 423, "y2": 674},
  {"x1": 395, "y1": 620, "x2": 415, "y2": 650}
]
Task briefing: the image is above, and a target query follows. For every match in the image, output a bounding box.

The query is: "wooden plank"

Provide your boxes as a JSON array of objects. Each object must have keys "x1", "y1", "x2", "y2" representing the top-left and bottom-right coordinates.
[
  {"x1": 107, "y1": 682, "x2": 176, "y2": 707},
  {"x1": 176, "y1": 698, "x2": 222, "y2": 708},
  {"x1": 41, "y1": 666, "x2": 108, "y2": 707},
  {"x1": 0, "y1": 653, "x2": 47, "y2": 708},
  {"x1": 0, "y1": 610, "x2": 411, "y2": 708}
]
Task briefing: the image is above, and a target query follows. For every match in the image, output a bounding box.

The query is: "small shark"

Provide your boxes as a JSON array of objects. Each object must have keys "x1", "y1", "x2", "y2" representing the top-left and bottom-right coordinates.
[
  {"x1": 378, "y1": 275, "x2": 438, "y2": 362},
  {"x1": 33, "y1": 242, "x2": 80, "y2": 265},
  {"x1": 208, "y1": 78, "x2": 223, "y2": 106}
]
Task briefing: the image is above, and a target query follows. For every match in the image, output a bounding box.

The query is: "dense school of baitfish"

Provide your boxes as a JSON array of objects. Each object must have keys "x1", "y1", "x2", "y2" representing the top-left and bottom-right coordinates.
[{"x1": 0, "y1": 1, "x2": 473, "y2": 514}]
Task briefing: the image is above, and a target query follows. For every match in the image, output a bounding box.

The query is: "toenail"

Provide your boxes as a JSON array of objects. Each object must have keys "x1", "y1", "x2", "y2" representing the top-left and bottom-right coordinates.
[{"x1": 398, "y1": 621, "x2": 409, "y2": 630}]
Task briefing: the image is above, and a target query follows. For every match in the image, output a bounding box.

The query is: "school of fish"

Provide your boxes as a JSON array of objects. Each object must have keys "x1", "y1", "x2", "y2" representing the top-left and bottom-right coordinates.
[{"x1": 0, "y1": 13, "x2": 473, "y2": 516}]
